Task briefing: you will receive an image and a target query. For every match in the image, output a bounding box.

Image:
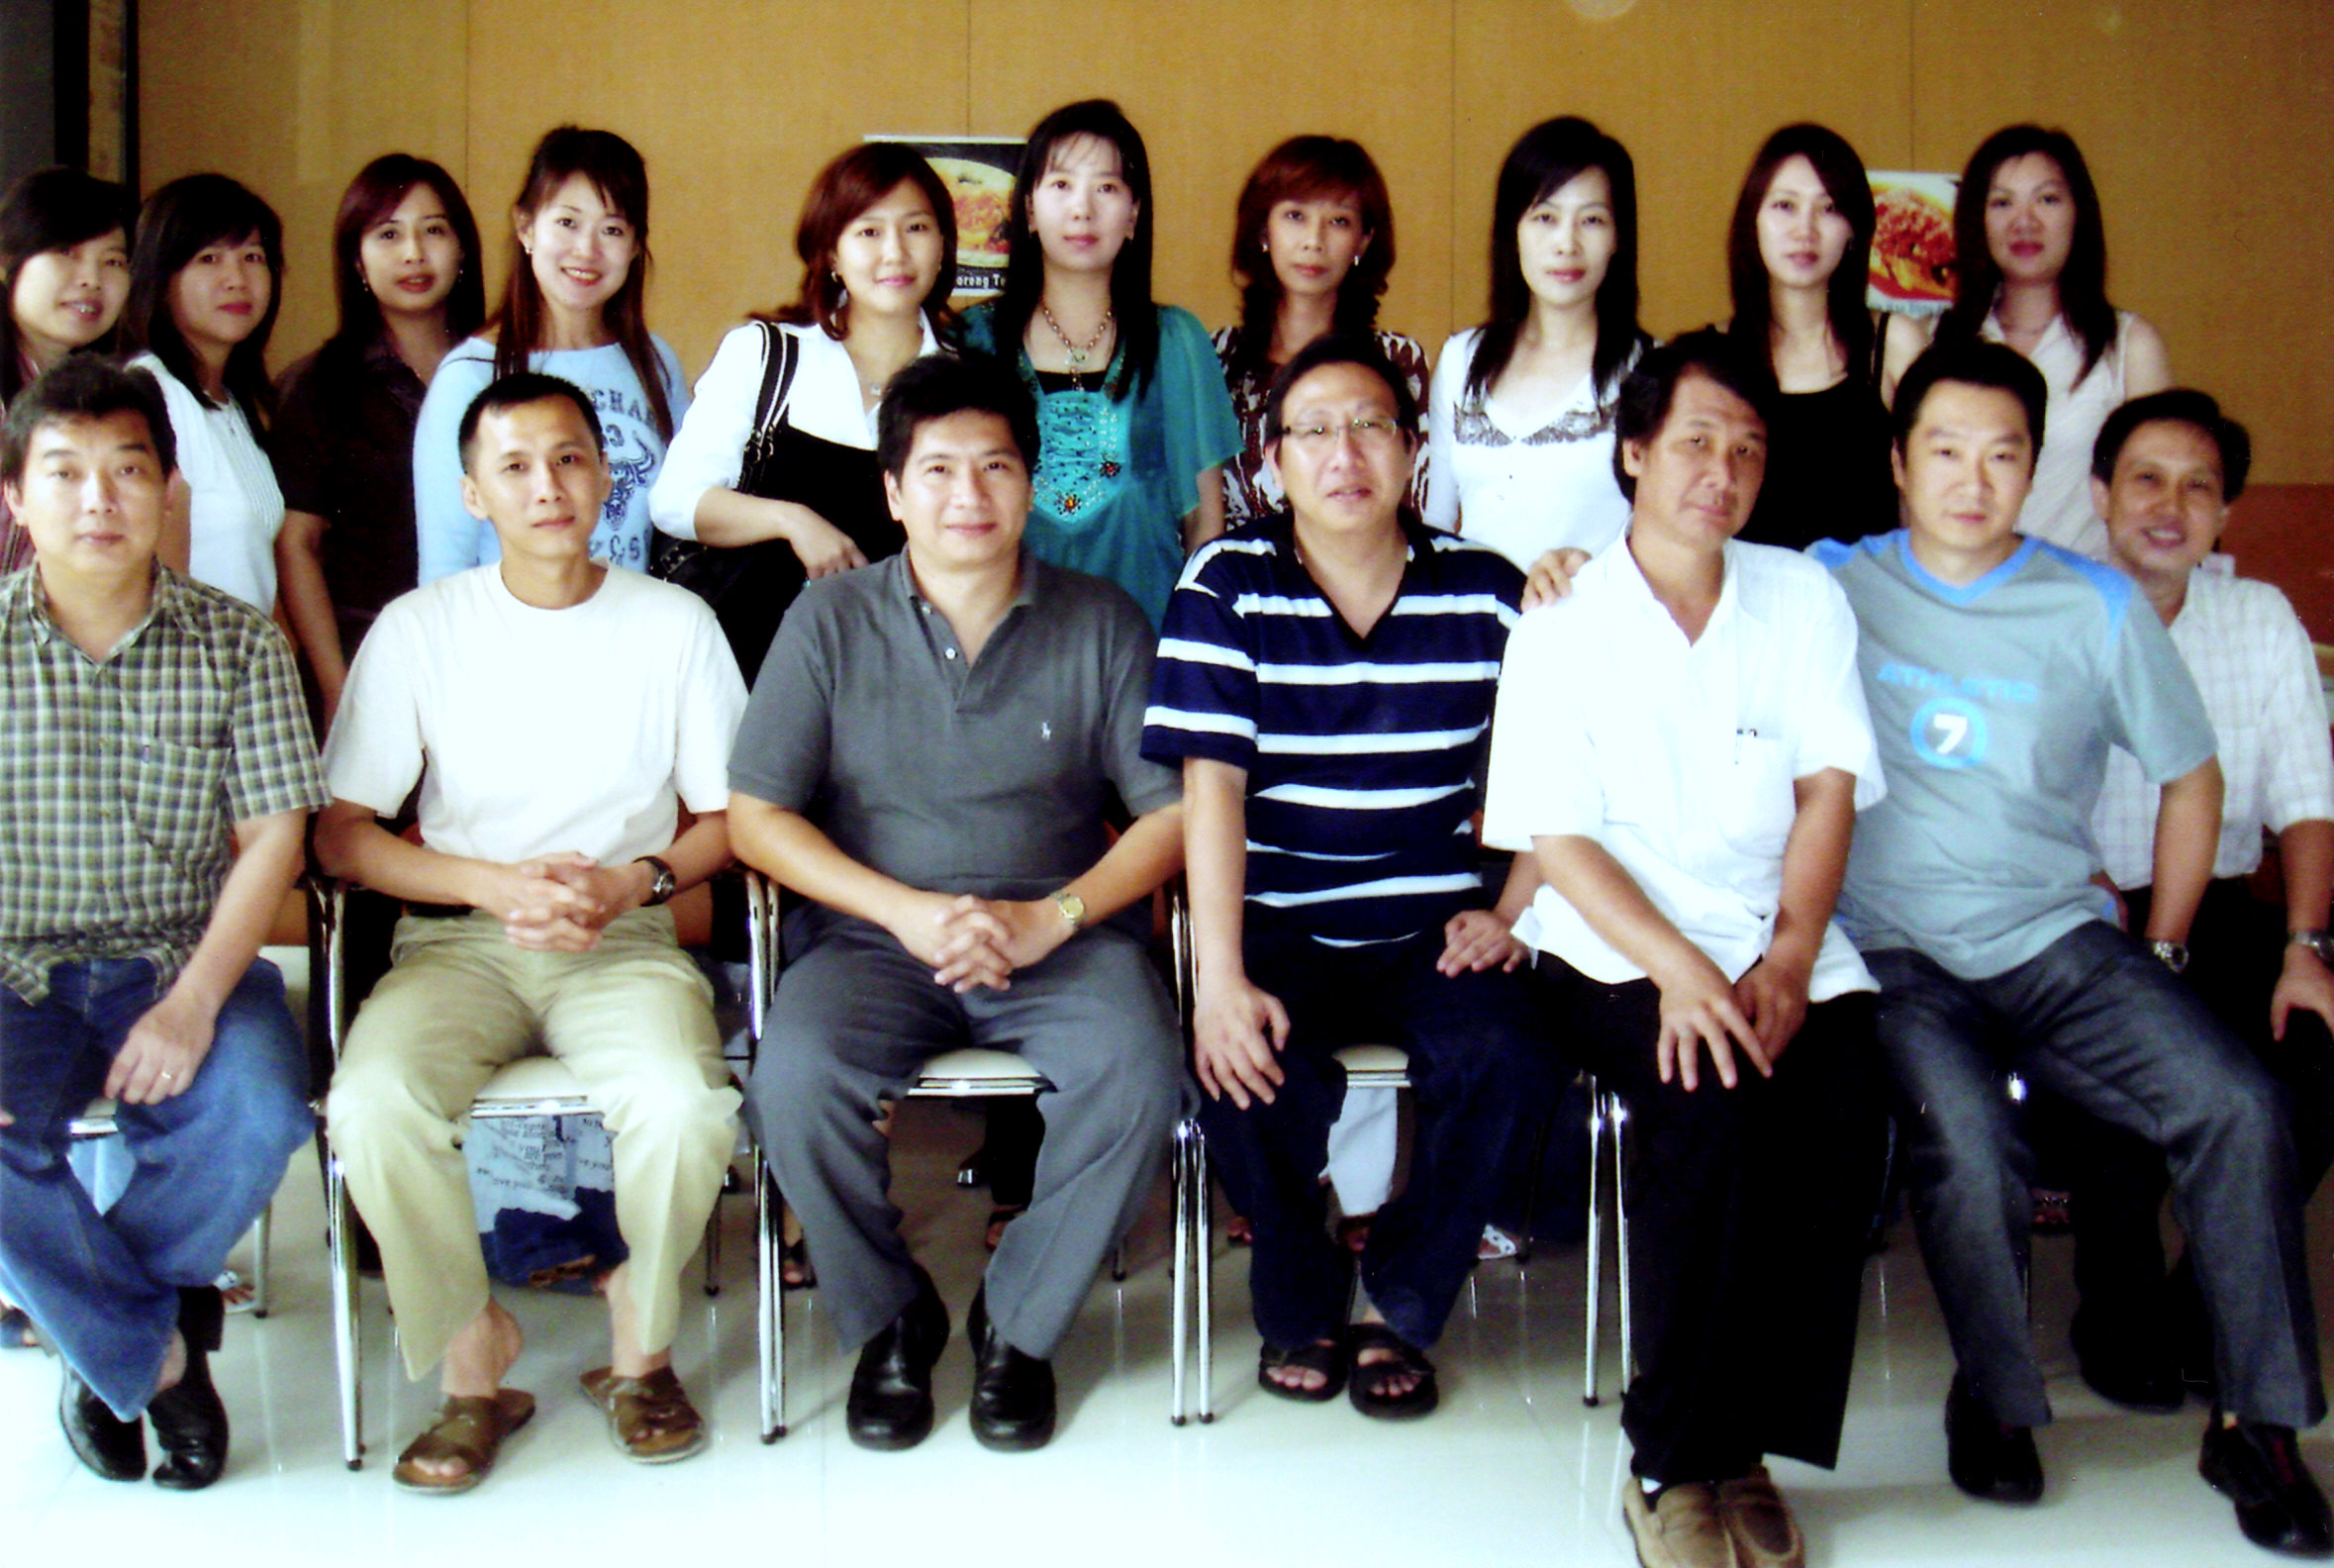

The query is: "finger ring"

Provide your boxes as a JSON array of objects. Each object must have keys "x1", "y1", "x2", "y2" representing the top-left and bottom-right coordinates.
[{"x1": 159, "y1": 1071, "x2": 174, "y2": 1081}]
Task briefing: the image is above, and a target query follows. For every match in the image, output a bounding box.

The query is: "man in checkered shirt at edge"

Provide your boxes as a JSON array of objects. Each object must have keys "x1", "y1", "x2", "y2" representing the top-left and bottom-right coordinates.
[{"x1": 0, "y1": 356, "x2": 326, "y2": 1492}]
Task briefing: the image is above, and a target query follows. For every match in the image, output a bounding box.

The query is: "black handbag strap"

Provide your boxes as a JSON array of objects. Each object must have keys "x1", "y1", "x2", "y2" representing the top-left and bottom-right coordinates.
[{"x1": 741, "y1": 321, "x2": 802, "y2": 473}]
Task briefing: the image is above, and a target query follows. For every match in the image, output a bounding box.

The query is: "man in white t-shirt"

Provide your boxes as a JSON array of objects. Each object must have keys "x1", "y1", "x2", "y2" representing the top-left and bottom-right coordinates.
[
  {"x1": 318, "y1": 373, "x2": 746, "y2": 1493},
  {"x1": 1485, "y1": 331, "x2": 1888, "y2": 1568}
]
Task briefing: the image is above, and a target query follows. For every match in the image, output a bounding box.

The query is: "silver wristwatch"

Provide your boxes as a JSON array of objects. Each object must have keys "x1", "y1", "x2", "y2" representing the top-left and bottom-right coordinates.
[
  {"x1": 2291, "y1": 929, "x2": 2334, "y2": 965},
  {"x1": 2148, "y1": 937, "x2": 2189, "y2": 975}
]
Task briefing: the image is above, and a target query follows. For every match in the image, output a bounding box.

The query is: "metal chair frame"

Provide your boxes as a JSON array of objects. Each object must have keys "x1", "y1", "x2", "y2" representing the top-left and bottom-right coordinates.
[
  {"x1": 745, "y1": 870, "x2": 1186, "y2": 1434},
  {"x1": 316, "y1": 878, "x2": 780, "y2": 1468}
]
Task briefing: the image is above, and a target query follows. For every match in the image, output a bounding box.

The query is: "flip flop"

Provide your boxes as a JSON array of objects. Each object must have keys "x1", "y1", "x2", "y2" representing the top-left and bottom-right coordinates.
[
  {"x1": 1348, "y1": 1323, "x2": 1438, "y2": 1421},
  {"x1": 1258, "y1": 1337, "x2": 1348, "y2": 1403},
  {"x1": 392, "y1": 1389, "x2": 535, "y2": 1494},
  {"x1": 0, "y1": 1305, "x2": 37, "y2": 1350}
]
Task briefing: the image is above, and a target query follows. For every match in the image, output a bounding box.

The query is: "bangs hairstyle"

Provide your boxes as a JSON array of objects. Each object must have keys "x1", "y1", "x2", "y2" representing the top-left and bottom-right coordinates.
[
  {"x1": 1, "y1": 166, "x2": 136, "y2": 406},
  {"x1": 1609, "y1": 327, "x2": 1775, "y2": 500},
  {"x1": 1891, "y1": 338, "x2": 2048, "y2": 459},
  {"x1": 1227, "y1": 136, "x2": 1397, "y2": 376},
  {"x1": 329, "y1": 154, "x2": 486, "y2": 359},
  {"x1": 493, "y1": 126, "x2": 674, "y2": 441},
  {"x1": 1938, "y1": 125, "x2": 2117, "y2": 382},
  {"x1": 2, "y1": 355, "x2": 175, "y2": 485},
  {"x1": 1468, "y1": 116, "x2": 1643, "y2": 403},
  {"x1": 758, "y1": 143, "x2": 959, "y2": 343},
  {"x1": 1261, "y1": 331, "x2": 1421, "y2": 447},
  {"x1": 2091, "y1": 388, "x2": 2252, "y2": 503},
  {"x1": 875, "y1": 353, "x2": 1039, "y2": 478},
  {"x1": 1725, "y1": 124, "x2": 1877, "y2": 387},
  {"x1": 993, "y1": 99, "x2": 1159, "y2": 399},
  {"x1": 122, "y1": 172, "x2": 284, "y2": 424}
]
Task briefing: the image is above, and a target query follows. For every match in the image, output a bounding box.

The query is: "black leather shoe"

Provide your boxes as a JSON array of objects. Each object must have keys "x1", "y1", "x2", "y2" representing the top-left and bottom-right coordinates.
[
  {"x1": 58, "y1": 1366, "x2": 145, "y2": 1482},
  {"x1": 1945, "y1": 1376, "x2": 2043, "y2": 1504},
  {"x1": 845, "y1": 1268, "x2": 948, "y2": 1451},
  {"x1": 967, "y1": 1287, "x2": 1055, "y2": 1453},
  {"x1": 2200, "y1": 1414, "x2": 2334, "y2": 1556},
  {"x1": 149, "y1": 1286, "x2": 229, "y2": 1490}
]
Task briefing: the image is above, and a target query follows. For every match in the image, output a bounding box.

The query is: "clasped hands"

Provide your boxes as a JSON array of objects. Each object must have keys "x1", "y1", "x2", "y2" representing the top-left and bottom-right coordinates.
[
  {"x1": 477, "y1": 852, "x2": 649, "y2": 951},
  {"x1": 893, "y1": 890, "x2": 1073, "y2": 994},
  {"x1": 1652, "y1": 945, "x2": 1813, "y2": 1092}
]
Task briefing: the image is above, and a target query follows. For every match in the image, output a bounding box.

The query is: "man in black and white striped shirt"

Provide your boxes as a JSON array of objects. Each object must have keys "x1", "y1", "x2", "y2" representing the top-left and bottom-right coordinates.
[{"x1": 1143, "y1": 334, "x2": 1544, "y2": 1421}]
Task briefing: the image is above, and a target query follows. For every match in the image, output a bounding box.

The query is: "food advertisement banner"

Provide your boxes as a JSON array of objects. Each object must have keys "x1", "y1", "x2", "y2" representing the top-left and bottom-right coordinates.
[
  {"x1": 1868, "y1": 171, "x2": 1958, "y2": 317},
  {"x1": 868, "y1": 135, "x2": 1023, "y2": 301}
]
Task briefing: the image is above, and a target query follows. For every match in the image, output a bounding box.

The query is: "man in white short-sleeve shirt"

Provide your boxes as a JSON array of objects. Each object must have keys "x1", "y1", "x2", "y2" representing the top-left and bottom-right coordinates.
[
  {"x1": 318, "y1": 373, "x2": 746, "y2": 1493},
  {"x1": 1486, "y1": 331, "x2": 1890, "y2": 1568}
]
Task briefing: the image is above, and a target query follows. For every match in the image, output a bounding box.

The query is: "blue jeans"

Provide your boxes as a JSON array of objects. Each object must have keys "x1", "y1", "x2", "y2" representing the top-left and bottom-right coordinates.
[
  {"x1": 0, "y1": 958, "x2": 311, "y2": 1420},
  {"x1": 1872, "y1": 921, "x2": 2324, "y2": 1429}
]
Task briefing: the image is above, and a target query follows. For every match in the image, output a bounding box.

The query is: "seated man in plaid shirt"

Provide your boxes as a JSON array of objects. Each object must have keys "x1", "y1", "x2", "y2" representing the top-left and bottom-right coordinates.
[{"x1": 0, "y1": 357, "x2": 327, "y2": 1491}]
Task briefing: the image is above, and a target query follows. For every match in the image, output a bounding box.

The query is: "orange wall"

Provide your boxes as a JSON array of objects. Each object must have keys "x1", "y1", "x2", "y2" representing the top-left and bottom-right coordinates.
[{"x1": 140, "y1": 0, "x2": 2334, "y2": 482}]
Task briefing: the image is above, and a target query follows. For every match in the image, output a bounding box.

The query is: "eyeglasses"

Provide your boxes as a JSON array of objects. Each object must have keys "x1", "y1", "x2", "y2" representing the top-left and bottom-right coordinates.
[{"x1": 1275, "y1": 416, "x2": 1406, "y2": 451}]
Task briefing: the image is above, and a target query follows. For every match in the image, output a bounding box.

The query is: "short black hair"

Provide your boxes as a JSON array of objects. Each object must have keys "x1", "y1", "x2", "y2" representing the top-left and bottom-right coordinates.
[
  {"x1": 1, "y1": 355, "x2": 175, "y2": 485},
  {"x1": 456, "y1": 371, "x2": 605, "y2": 473},
  {"x1": 1262, "y1": 332, "x2": 1422, "y2": 449},
  {"x1": 1609, "y1": 327, "x2": 1774, "y2": 500},
  {"x1": 1892, "y1": 339, "x2": 2048, "y2": 460},
  {"x1": 878, "y1": 355, "x2": 1040, "y2": 478},
  {"x1": 2091, "y1": 388, "x2": 2251, "y2": 503}
]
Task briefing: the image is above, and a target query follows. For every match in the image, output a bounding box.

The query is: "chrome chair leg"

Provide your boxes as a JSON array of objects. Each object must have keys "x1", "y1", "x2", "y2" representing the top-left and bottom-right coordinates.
[
  {"x1": 329, "y1": 1152, "x2": 363, "y2": 1468},
  {"x1": 1612, "y1": 1092, "x2": 1633, "y2": 1388},
  {"x1": 1171, "y1": 1118, "x2": 1192, "y2": 1424},
  {"x1": 1193, "y1": 1120, "x2": 1215, "y2": 1423},
  {"x1": 1584, "y1": 1076, "x2": 1605, "y2": 1407},
  {"x1": 757, "y1": 1147, "x2": 784, "y2": 1440},
  {"x1": 249, "y1": 1204, "x2": 272, "y2": 1319},
  {"x1": 704, "y1": 1176, "x2": 724, "y2": 1298}
]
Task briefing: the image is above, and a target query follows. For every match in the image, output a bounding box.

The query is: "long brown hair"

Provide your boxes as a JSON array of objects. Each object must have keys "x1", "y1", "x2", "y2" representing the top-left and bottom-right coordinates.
[
  {"x1": 1226, "y1": 136, "x2": 1396, "y2": 378},
  {"x1": 491, "y1": 126, "x2": 674, "y2": 441},
  {"x1": 328, "y1": 153, "x2": 486, "y2": 360},
  {"x1": 1725, "y1": 124, "x2": 1877, "y2": 387},
  {"x1": 755, "y1": 144, "x2": 958, "y2": 343},
  {"x1": 1936, "y1": 125, "x2": 2117, "y2": 383},
  {"x1": 1, "y1": 167, "x2": 134, "y2": 406}
]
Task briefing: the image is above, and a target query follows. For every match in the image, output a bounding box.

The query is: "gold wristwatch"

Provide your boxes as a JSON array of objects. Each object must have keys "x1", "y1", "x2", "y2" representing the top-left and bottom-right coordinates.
[{"x1": 1051, "y1": 890, "x2": 1086, "y2": 934}]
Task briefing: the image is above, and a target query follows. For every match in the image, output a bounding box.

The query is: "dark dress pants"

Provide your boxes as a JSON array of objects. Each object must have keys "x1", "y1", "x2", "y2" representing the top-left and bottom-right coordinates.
[
  {"x1": 1203, "y1": 914, "x2": 1545, "y2": 1351},
  {"x1": 1871, "y1": 920, "x2": 2324, "y2": 1429},
  {"x1": 2055, "y1": 881, "x2": 2334, "y2": 1371},
  {"x1": 1538, "y1": 955, "x2": 1886, "y2": 1482}
]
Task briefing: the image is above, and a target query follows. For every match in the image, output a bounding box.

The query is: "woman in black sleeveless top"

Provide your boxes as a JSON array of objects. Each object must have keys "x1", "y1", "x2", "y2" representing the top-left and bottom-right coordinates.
[
  {"x1": 1724, "y1": 124, "x2": 1922, "y2": 550},
  {"x1": 649, "y1": 144, "x2": 957, "y2": 679}
]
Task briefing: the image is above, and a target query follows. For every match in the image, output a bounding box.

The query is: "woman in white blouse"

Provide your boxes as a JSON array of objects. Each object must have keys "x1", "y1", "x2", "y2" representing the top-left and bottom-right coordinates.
[
  {"x1": 1890, "y1": 125, "x2": 2170, "y2": 559},
  {"x1": 648, "y1": 143, "x2": 955, "y2": 677},
  {"x1": 1425, "y1": 117, "x2": 1646, "y2": 569},
  {"x1": 120, "y1": 173, "x2": 286, "y2": 612}
]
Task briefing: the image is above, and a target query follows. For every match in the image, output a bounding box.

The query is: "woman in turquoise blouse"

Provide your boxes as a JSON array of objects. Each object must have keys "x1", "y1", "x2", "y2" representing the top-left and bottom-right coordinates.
[{"x1": 965, "y1": 99, "x2": 1237, "y2": 627}]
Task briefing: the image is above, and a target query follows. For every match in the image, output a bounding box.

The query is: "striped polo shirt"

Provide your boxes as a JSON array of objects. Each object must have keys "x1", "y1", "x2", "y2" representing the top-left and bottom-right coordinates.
[{"x1": 1143, "y1": 514, "x2": 1524, "y2": 946}]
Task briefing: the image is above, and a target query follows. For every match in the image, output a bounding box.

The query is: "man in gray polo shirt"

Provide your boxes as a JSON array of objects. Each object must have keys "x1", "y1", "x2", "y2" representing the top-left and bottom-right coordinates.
[{"x1": 729, "y1": 355, "x2": 1184, "y2": 1454}]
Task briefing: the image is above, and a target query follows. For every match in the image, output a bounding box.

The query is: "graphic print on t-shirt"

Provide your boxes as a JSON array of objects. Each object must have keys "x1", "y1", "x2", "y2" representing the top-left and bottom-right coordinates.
[{"x1": 1874, "y1": 660, "x2": 2041, "y2": 772}]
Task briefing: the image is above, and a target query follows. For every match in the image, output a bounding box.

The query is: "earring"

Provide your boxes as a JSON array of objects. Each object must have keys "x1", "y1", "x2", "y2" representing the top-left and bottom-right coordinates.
[{"x1": 356, "y1": 267, "x2": 372, "y2": 295}]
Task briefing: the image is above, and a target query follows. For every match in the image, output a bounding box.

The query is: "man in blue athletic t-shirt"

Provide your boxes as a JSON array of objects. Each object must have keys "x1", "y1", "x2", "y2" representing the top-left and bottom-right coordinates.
[{"x1": 1820, "y1": 339, "x2": 2329, "y2": 1554}]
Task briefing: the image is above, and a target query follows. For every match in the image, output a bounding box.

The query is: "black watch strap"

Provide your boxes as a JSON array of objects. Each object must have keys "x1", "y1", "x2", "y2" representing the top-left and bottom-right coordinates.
[{"x1": 637, "y1": 855, "x2": 678, "y2": 907}]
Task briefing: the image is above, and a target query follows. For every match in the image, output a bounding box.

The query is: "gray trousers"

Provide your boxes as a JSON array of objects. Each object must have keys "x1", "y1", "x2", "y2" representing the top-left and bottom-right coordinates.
[
  {"x1": 750, "y1": 910, "x2": 1182, "y2": 1360},
  {"x1": 1872, "y1": 921, "x2": 2324, "y2": 1429}
]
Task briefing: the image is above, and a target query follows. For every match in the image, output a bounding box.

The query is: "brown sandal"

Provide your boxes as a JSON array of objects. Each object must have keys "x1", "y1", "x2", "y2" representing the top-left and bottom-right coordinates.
[
  {"x1": 391, "y1": 1389, "x2": 535, "y2": 1494},
  {"x1": 579, "y1": 1366, "x2": 707, "y2": 1463}
]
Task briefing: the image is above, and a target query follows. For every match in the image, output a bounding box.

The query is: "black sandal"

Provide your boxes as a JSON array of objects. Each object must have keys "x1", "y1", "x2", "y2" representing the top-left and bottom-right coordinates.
[
  {"x1": 780, "y1": 1236, "x2": 817, "y2": 1291},
  {"x1": 1258, "y1": 1337, "x2": 1348, "y2": 1403},
  {"x1": 1347, "y1": 1323, "x2": 1438, "y2": 1420}
]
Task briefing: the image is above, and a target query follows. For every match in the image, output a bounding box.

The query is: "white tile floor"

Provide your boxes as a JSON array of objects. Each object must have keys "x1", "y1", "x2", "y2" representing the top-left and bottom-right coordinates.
[{"x1": 3, "y1": 953, "x2": 2328, "y2": 1566}]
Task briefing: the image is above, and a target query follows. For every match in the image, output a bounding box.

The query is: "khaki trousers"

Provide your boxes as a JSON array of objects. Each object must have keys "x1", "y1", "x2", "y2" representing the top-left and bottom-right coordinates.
[{"x1": 326, "y1": 907, "x2": 739, "y2": 1380}]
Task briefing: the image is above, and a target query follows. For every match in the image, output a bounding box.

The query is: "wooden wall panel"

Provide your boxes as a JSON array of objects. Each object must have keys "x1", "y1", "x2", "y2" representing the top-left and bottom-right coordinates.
[
  {"x1": 1451, "y1": 0, "x2": 1913, "y2": 348},
  {"x1": 1910, "y1": 0, "x2": 2334, "y2": 484},
  {"x1": 464, "y1": 1, "x2": 972, "y2": 378},
  {"x1": 140, "y1": 0, "x2": 470, "y2": 369},
  {"x1": 967, "y1": 0, "x2": 1457, "y2": 355}
]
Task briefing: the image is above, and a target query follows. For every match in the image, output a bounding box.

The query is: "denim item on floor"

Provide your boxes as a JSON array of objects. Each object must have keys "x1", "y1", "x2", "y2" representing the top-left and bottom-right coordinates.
[
  {"x1": 0, "y1": 957, "x2": 311, "y2": 1420},
  {"x1": 1872, "y1": 920, "x2": 2324, "y2": 1429},
  {"x1": 1204, "y1": 915, "x2": 1546, "y2": 1351}
]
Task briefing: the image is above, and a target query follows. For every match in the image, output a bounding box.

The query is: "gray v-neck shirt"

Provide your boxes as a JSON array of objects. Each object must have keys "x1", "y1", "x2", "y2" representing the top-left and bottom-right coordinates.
[{"x1": 729, "y1": 550, "x2": 1179, "y2": 908}]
